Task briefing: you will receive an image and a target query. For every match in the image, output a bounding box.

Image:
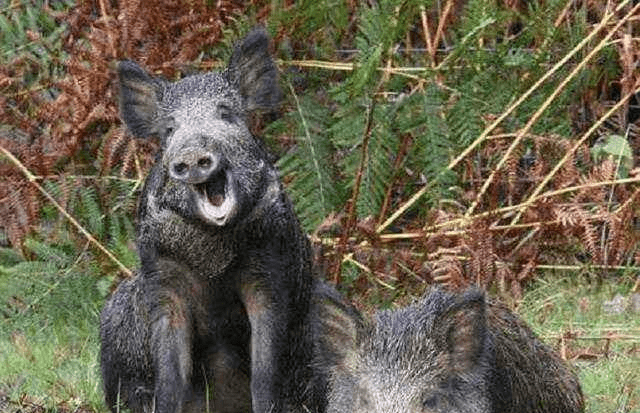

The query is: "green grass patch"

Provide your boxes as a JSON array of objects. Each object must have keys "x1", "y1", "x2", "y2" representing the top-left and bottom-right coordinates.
[
  {"x1": 581, "y1": 355, "x2": 639, "y2": 413},
  {"x1": 519, "y1": 274, "x2": 640, "y2": 413},
  {"x1": 0, "y1": 243, "x2": 108, "y2": 413}
]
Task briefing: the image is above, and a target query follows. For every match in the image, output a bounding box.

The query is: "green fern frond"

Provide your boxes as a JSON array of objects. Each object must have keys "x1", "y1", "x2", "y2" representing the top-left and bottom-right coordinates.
[
  {"x1": 0, "y1": 1, "x2": 68, "y2": 70},
  {"x1": 446, "y1": 91, "x2": 484, "y2": 149},
  {"x1": 107, "y1": 214, "x2": 138, "y2": 269},
  {"x1": 406, "y1": 87, "x2": 455, "y2": 185},
  {"x1": 23, "y1": 238, "x2": 74, "y2": 269},
  {"x1": 78, "y1": 187, "x2": 105, "y2": 239},
  {"x1": 277, "y1": 92, "x2": 341, "y2": 230}
]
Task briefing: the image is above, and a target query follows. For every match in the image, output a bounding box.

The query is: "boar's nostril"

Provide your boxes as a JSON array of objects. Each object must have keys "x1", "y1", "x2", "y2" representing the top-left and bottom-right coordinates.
[
  {"x1": 198, "y1": 157, "x2": 212, "y2": 169},
  {"x1": 173, "y1": 162, "x2": 188, "y2": 176}
]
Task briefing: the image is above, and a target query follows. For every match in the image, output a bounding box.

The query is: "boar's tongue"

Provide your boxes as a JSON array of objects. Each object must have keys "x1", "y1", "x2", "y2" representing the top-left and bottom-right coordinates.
[{"x1": 204, "y1": 170, "x2": 226, "y2": 206}]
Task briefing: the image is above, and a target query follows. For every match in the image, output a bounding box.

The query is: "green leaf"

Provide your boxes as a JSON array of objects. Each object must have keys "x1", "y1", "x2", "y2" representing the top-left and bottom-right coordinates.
[{"x1": 590, "y1": 135, "x2": 633, "y2": 178}]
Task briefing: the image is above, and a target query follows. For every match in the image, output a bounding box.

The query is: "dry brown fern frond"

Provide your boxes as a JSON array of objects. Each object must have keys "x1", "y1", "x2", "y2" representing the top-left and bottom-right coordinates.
[
  {"x1": 465, "y1": 219, "x2": 498, "y2": 287},
  {"x1": 0, "y1": 169, "x2": 41, "y2": 249},
  {"x1": 576, "y1": 204, "x2": 601, "y2": 263},
  {"x1": 496, "y1": 261, "x2": 515, "y2": 295},
  {"x1": 100, "y1": 127, "x2": 129, "y2": 175},
  {"x1": 431, "y1": 248, "x2": 466, "y2": 288},
  {"x1": 553, "y1": 140, "x2": 583, "y2": 192},
  {"x1": 120, "y1": 137, "x2": 141, "y2": 178}
]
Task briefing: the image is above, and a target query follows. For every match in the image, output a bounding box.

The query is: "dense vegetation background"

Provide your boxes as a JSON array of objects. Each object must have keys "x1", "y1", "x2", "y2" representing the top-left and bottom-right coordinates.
[{"x1": 0, "y1": 0, "x2": 639, "y2": 412}]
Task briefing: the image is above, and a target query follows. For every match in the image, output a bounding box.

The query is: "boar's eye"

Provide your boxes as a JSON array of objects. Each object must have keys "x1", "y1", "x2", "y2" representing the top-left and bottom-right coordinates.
[
  {"x1": 218, "y1": 104, "x2": 235, "y2": 123},
  {"x1": 161, "y1": 118, "x2": 176, "y2": 138}
]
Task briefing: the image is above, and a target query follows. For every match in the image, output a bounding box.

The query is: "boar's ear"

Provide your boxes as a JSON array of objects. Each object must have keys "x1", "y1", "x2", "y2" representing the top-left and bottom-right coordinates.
[
  {"x1": 117, "y1": 60, "x2": 165, "y2": 138},
  {"x1": 226, "y1": 27, "x2": 281, "y2": 113},
  {"x1": 312, "y1": 282, "x2": 365, "y2": 372},
  {"x1": 432, "y1": 290, "x2": 488, "y2": 375}
]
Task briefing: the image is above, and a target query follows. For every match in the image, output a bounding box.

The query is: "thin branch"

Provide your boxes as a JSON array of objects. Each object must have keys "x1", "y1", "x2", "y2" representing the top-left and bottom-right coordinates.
[
  {"x1": 333, "y1": 98, "x2": 377, "y2": 283},
  {"x1": 345, "y1": 100, "x2": 376, "y2": 233},
  {"x1": 373, "y1": 175, "x2": 640, "y2": 241},
  {"x1": 553, "y1": 0, "x2": 576, "y2": 28},
  {"x1": 433, "y1": 0, "x2": 454, "y2": 64},
  {"x1": 343, "y1": 253, "x2": 396, "y2": 290},
  {"x1": 377, "y1": 134, "x2": 412, "y2": 227},
  {"x1": 420, "y1": 5, "x2": 435, "y2": 66},
  {"x1": 0, "y1": 143, "x2": 133, "y2": 277}
]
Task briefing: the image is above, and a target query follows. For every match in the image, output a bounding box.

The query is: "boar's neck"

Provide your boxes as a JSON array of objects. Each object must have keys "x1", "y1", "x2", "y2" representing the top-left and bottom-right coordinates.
[
  {"x1": 135, "y1": 162, "x2": 313, "y2": 283},
  {"x1": 135, "y1": 163, "x2": 236, "y2": 277}
]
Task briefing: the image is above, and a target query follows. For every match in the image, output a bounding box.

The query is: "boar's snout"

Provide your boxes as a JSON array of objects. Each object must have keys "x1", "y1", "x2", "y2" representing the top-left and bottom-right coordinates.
[
  {"x1": 169, "y1": 150, "x2": 222, "y2": 185},
  {"x1": 165, "y1": 143, "x2": 238, "y2": 226}
]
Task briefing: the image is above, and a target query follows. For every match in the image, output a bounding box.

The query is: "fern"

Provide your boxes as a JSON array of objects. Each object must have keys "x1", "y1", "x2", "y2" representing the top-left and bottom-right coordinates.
[
  {"x1": 1, "y1": 0, "x2": 637, "y2": 308},
  {"x1": 79, "y1": 187, "x2": 105, "y2": 239},
  {"x1": 276, "y1": 91, "x2": 342, "y2": 230},
  {"x1": 23, "y1": 238, "x2": 74, "y2": 269},
  {"x1": 406, "y1": 86, "x2": 458, "y2": 204},
  {"x1": 0, "y1": 1, "x2": 69, "y2": 74},
  {"x1": 446, "y1": 87, "x2": 485, "y2": 150},
  {"x1": 355, "y1": 104, "x2": 397, "y2": 218},
  {"x1": 107, "y1": 214, "x2": 138, "y2": 269}
]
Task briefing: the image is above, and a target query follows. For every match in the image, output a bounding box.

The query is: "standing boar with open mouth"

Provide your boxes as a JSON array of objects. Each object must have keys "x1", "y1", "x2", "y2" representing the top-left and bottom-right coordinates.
[{"x1": 100, "y1": 28, "x2": 325, "y2": 413}]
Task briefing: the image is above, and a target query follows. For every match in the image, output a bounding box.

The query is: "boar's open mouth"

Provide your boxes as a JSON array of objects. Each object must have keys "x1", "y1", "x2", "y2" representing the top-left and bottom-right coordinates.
[{"x1": 193, "y1": 169, "x2": 237, "y2": 226}]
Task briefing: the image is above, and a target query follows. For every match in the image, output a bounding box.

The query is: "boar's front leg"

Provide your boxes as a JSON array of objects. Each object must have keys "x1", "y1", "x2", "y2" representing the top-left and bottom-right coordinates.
[
  {"x1": 241, "y1": 281, "x2": 288, "y2": 413},
  {"x1": 150, "y1": 292, "x2": 193, "y2": 413}
]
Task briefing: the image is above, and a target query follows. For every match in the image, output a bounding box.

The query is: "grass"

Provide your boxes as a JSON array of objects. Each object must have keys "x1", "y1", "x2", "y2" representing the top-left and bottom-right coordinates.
[
  {"x1": 1, "y1": 244, "x2": 639, "y2": 412},
  {"x1": 581, "y1": 356, "x2": 639, "y2": 413},
  {"x1": 519, "y1": 273, "x2": 640, "y2": 413},
  {"x1": 0, "y1": 244, "x2": 107, "y2": 413}
]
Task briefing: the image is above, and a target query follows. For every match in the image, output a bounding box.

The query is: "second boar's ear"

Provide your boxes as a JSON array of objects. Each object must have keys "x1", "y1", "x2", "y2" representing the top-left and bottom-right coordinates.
[
  {"x1": 312, "y1": 282, "x2": 366, "y2": 373},
  {"x1": 432, "y1": 290, "x2": 489, "y2": 375},
  {"x1": 226, "y1": 27, "x2": 281, "y2": 113},
  {"x1": 117, "y1": 60, "x2": 165, "y2": 138}
]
